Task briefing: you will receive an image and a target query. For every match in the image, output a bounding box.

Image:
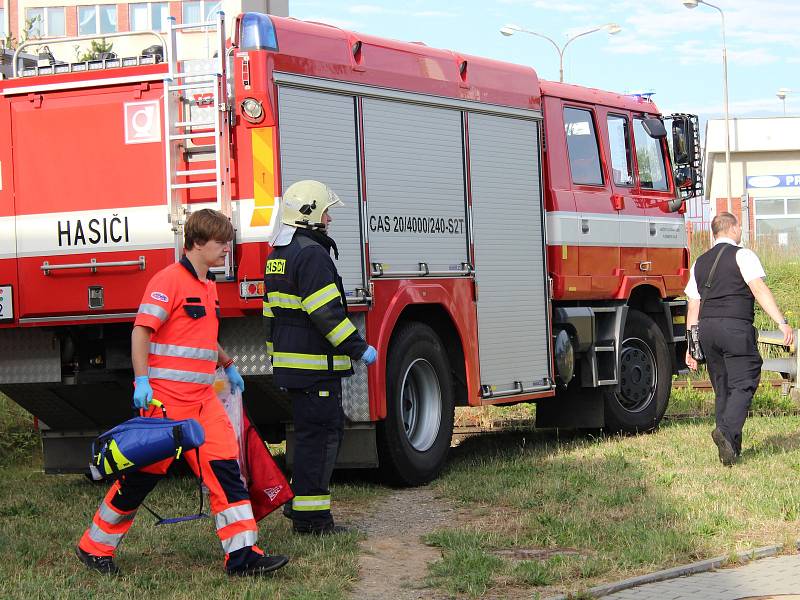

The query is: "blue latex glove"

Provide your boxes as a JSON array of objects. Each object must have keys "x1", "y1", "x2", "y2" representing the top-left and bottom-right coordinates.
[
  {"x1": 133, "y1": 376, "x2": 153, "y2": 410},
  {"x1": 225, "y1": 364, "x2": 245, "y2": 394},
  {"x1": 361, "y1": 345, "x2": 377, "y2": 366}
]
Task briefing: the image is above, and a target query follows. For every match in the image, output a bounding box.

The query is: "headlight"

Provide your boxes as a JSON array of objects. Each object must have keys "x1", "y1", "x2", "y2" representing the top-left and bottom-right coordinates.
[{"x1": 241, "y1": 97, "x2": 264, "y2": 122}]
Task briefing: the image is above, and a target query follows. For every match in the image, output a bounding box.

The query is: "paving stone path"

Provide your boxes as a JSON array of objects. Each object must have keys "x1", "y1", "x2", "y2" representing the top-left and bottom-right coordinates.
[{"x1": 603, "y1": 554, "x2": 800, "y2": 600}]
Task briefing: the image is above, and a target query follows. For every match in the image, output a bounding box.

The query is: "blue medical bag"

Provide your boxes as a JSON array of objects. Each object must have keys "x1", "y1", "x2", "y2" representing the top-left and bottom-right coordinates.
[{"x1": 89, "y1": 401, "x2": 205, "y2": 481}]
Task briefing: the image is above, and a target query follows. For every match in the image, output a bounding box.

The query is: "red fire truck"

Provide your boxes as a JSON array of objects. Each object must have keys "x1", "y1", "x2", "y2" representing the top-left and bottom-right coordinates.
[{"x1": 0, "y1": 12, "x2": 702, "y2": 484}]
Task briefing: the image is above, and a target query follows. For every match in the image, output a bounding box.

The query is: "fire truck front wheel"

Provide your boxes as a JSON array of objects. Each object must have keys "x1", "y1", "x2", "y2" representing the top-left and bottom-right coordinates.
[
  {"x1": 603, "y1": 309, "x2": 671, "y2": 433},
  {"x1": 378, "y1": 322, "x2": 455, "y2": 486}
]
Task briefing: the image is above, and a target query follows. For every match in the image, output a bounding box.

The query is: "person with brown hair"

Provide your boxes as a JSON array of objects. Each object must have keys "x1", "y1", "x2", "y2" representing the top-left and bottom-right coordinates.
[
  {"x1": 685, "y1": 211, "x2": 793, "y2": 465},
  {"x1": 75, "y1": 209, "x2": 289, "y2": 576}
]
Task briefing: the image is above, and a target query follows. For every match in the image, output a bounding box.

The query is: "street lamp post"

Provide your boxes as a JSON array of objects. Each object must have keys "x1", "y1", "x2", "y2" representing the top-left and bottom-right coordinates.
[
  {"x1": 683, "y1": 0, "x2": 732, "y2": 213},
  {"x1": 777, "y1": 88, "x2": 790, "y2": 115},
  {"x1": 499, "y1": 22, "x2": 621, "y2": 83}
]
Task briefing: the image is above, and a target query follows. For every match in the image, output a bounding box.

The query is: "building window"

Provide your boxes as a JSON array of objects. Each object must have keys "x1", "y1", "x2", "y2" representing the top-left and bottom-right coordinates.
[
  {"x1": 633, "y1": 118, "x2": 669, "y2": 191},
  {"x1": 607, "y1": 114, "x2": 634, "y2": 187},
  {"x1": 78, "y1": 5, "x2": 118, "y2": 36},
  {"x1": 0, "y1": 9, "x2": 5, "y2": 37},
  {"x1": 26, "y1": 7, "x2": 67, "y2": 38},
  {"x1": 754, "y1": 196, "x2": 800, "y2": 244},
  {"x1": 757, "y1": 198, "x2": 785, "y2": 215},
  {"x1": 129, "y1": 2, "x2": 169, "y2": 32},
  {"x1": 564, "y1": 107, "x2": 604, "y2": 186},
  {"x1": 182, "y1": 0, "x2": 220, "y2": 25}
]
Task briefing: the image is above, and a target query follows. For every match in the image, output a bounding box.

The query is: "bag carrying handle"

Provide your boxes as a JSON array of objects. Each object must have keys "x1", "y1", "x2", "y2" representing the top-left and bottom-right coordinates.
[{"x1": 138, "y1": 398, "x2": 167, "y2": 419}]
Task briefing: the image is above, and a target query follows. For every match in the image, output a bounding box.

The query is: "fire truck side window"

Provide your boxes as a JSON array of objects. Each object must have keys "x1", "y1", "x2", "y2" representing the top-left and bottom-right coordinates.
[
  {"x1": 564, "y1": 107, "x2": 604, "y2": 186},
  {"x1": 633, "y1": 118, "x2": 669, "y2": 191},
  {"x1": 607, "y1": 114, "x2": 634, "y2": 187}
]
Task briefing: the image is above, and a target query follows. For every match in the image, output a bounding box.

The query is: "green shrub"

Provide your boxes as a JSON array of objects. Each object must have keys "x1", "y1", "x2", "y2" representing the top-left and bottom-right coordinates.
[{"x1": 0, "y1": 393, "x2": 38, "y2": 464}]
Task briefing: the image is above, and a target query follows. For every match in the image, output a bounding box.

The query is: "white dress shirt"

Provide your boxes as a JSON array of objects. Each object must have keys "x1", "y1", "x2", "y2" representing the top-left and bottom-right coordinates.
[{"x1": 684, "y1": 237, "x2": 766, "y2": 301}]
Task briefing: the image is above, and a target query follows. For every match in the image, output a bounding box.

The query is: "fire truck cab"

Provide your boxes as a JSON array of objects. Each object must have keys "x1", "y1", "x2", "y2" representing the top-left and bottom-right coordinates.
[{"x1": 0, "y1": 12, "x2": 702, "y2": 484}]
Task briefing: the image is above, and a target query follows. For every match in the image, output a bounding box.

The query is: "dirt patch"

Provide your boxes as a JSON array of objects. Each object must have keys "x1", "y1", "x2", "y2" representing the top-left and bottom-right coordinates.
[
  {"x1": 493, "y1": 547, "x2": 587, "y2": 561},
  {"x1": 341, "y1": 485, "x2": 460, "y2": 600}
]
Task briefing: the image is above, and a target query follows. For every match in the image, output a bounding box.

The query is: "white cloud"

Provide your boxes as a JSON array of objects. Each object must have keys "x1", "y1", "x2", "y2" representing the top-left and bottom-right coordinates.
[
  {"x1": 413, "y1": 11, "x2": 458, "y2": 17},
  {"x1": 300, "y1": 16, "x2": 361, "y2": 29},
  {"x1": 345, "y1": 4, "x2": 457, "y2": 18},
  {"x1": 496, "y1": 0, "x2": 585, "y2": 11},
  {"x1": 347, "y1": 4, "x2": 386, "y2": 15},
  {"x1": 605, "y1": 36, "x2": 660, "y2": 56}
]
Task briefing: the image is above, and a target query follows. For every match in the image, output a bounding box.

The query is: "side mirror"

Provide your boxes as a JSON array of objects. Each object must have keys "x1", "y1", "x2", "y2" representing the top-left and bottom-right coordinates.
[
  {"x1": 664, "y1": 113, "x2": 704, "y2": 210},
  {"x1": 671, "y1": 117, "x2": 694, "y2": 166},
  {"x1": 641, "y1": 117, "x2": 667, "y2": 139}
]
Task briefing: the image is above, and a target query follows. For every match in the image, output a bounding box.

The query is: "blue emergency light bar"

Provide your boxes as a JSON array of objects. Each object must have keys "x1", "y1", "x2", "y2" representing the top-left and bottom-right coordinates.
[{"x1": 239, "y1": 13, "x2": 278, "y2": 51}]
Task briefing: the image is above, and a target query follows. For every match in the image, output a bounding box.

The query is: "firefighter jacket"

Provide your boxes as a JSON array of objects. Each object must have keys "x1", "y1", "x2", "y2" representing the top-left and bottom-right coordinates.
[{"x1": 263, "y1": 229, "x2": 368, "y2": 389}]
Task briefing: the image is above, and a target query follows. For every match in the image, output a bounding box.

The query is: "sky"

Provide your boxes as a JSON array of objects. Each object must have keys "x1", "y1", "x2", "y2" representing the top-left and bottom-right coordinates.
[{"x1": 289, "y1": 0, "x2": 800, "y2": 122}]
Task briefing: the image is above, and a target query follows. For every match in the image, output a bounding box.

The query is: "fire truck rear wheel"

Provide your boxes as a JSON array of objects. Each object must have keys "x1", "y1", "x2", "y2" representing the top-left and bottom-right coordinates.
[
  {"x1": 603, "y1": 309, "x2": 671, "y2": 433},
  {"x1": 378, "y1": 322, "x2": 455, "y2": 486}
]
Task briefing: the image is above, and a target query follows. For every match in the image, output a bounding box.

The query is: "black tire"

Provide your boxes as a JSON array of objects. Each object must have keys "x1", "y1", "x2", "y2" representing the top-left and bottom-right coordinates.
[
  {"x1": 603, "y1": 309, "x2": 671, "y2": 433},
  {"x1": 377, "y1": 322, "x2": 455, "y2": 486}
]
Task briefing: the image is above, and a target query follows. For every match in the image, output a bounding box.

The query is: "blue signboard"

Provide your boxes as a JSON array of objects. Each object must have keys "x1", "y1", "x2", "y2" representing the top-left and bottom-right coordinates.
[{"x1": 747, "y1": 174, "x2": 800, "y2": 189}]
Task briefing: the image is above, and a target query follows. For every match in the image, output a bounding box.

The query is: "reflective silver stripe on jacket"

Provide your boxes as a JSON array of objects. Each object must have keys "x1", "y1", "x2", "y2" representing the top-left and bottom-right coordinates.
[
  {"x1": 87, "y1": 522, "x2": 125, "y2": 548},
  {"x1": 150, "y1": 342, "x2": 218, "y2": 362},
  {"x1": 215, "y1": 503, "x2": 255, "y2": 531},
  {"x1": 148, "y1": 367, "x2": 215, "y2": 385},
  {"x1": 98, "y1": 502, "x2": 136, "y2": 525},
  {"x1": 138, "y1": 303, "x2": 169, "y2": 322},
  {"x1": 220, "y1": 530, "x2": 258, "y2": 554},
  {"x1": 325, "y1": 318, "x2": 357, "y2": 348}
]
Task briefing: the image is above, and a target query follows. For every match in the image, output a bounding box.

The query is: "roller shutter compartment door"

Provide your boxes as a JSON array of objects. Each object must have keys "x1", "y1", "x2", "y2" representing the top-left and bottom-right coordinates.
[
  {"x1": 362, "y1": 98, "x2": 468, "y2": 274},
  {"x1": 277, "y1": 86, "x2": 364, "y2": 297},
  {"x1": 469, "y1": 113, "x2": 551, "y2": 395}
]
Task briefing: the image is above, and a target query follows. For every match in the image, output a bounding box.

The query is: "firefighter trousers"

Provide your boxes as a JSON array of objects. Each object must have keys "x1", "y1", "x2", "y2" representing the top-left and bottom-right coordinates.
[
  {"x1": 78, "y1": 389, "x2": 264, "y2": 571},
  {"x1": 701, "y1": 317, "x2": 763, "y2": 455},
  {"x1": 288, "y1": 379, "x2": 344, "y2": 531}
]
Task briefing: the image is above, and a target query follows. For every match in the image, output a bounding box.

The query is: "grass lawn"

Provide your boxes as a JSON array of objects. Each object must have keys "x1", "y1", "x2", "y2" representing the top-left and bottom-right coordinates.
[
  {"x1": 427, "y1": 413, "x2": 800, "y2": 598},
  {"x1": 0, "y1": 393, "x2": 384, "y2": 600}
]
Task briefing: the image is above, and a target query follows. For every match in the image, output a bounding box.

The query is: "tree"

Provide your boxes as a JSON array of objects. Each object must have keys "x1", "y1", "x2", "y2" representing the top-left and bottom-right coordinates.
[
  {"x1": 1, "y1": 16, "x2": 41, "y2": 52},
  {"x1": 75, "y1": 39, "x2": 115, "y2": 62}
]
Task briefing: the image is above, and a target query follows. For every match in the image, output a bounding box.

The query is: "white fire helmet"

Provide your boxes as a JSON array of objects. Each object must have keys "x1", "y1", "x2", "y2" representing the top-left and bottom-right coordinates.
[{"x1": 280, "y1": 180, "x2": 344, "y2": 231}]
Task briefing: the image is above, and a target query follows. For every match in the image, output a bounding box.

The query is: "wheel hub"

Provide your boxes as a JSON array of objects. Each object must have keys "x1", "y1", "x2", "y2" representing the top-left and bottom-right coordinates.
[
  {"x1": 618, "y1": 338, "x2": 656, "y2": 412},
  {"x1": 399, "y1": 358, "x2": 442, "y2": 452}
]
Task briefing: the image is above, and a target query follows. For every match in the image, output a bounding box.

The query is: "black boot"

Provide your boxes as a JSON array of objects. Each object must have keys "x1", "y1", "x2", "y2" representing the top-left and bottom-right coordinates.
[
  {"x1": 75, "y1": 545, "x2": 120, "y2": 575},
  {"x1": 712, "y1": 428, "x2": 736, "y2": 466},
  {"x1": 292, "y1": 521, "x2": 351, "y2": 535},
  {"x1": 227, "y1": 553, "x2": 289, "y2": 576}
]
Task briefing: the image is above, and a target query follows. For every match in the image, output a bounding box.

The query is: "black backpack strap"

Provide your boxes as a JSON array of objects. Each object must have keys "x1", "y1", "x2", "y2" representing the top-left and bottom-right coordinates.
[{"x1": 699, "y1": 244, "x2": 730, "y2": 313}]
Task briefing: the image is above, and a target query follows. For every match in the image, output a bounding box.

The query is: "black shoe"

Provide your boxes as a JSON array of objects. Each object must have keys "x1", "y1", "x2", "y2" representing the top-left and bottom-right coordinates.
[
  {"x1": 292, "y1": 522, "x2": 351, "y2": 536},
  {"x1": 711, "y1": 428, "x2": 736, "y2": 466},
  {"x1": 75, "y1": 545, "x2": 120, "y2": 575},
  {"x1": 228, "y1": 554, "x2": 289, "y2": 577}
]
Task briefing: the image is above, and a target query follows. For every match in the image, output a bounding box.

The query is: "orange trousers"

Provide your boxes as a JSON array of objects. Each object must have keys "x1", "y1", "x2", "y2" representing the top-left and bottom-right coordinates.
[{"x1": 78, "y1": 387, "x2": 263, "y2": 570}]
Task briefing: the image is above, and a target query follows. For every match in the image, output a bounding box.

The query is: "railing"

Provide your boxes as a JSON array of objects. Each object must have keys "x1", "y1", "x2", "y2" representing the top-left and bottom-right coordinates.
[
  {"x1": 13, "y1": 30, "x2": 166, "y2": 78},
  {"x1": 41, "y1": 257, "x2": 146, "y2": 275},
  {"x1": 758, "y1": 329, "x2": 799, "y2": 397}
]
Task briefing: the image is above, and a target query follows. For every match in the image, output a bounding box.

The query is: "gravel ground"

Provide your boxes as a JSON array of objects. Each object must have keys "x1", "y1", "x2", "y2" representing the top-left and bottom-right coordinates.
[{"x1": 343, "y1": 486, "x2": 459, "y2": 600}]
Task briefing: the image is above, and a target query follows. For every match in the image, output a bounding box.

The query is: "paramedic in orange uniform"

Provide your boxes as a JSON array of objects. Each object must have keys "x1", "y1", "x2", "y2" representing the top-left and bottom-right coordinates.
[{"x1": 75, "y1": 209, "x2": 289, "y2": 576}]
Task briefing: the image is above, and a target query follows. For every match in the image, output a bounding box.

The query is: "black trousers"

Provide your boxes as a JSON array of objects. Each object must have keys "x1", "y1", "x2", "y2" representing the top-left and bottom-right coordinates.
[
  {"x1": 700, "y1": 317, "x2": 763, "y2": 454},
  {"x1": 288, "y1": 378, "x2": 344, "y2": 529}
]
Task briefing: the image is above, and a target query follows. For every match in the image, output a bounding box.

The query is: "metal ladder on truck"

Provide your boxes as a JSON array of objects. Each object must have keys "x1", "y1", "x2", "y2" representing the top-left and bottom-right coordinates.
[{"x1": 163, "y1": 11, "x2": 234, "y2": 278}]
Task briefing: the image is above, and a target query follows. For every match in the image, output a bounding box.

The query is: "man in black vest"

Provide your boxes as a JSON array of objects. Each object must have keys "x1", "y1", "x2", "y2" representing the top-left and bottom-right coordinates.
[
  {"x1": 685, "y1": 212, "x2": 793, "y2": 465},
  {"x1": 263, "y1": 180, "x2": 377, "y2": 534}
]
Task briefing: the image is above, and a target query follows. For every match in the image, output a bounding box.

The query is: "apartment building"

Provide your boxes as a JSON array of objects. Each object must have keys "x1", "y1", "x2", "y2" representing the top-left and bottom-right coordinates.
[{"x1": 1, "y1": 0, "x2": 287, "y2": 62}]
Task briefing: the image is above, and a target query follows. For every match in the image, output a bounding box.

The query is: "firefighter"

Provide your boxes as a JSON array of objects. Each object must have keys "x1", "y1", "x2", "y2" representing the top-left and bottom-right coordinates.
[
  {"x1": 685, "y1": 212, "x2": 793, "y2": 465},
  {"x1": 263, "y1": 180, "x2": 377, "y2": 535},
  {"x1": 75, "y1": 209, "x2": 289, "y2": 576}
]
